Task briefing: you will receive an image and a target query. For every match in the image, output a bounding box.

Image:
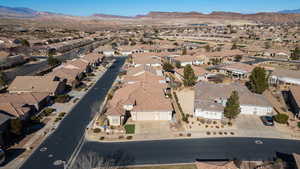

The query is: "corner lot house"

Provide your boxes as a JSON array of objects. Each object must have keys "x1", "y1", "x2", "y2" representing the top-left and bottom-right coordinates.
[
  {"x1": 106, "y1": 83, "x2": 172, "y2": 126},
  {"x1": 194, "y1": 82, "x2": 273, "y2": 120}
]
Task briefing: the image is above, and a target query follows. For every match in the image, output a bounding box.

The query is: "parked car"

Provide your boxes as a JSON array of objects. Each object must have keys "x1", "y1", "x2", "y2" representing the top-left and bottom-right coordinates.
[{"x1": 261, "y1": 116, "x2": 274, "y2": 126}]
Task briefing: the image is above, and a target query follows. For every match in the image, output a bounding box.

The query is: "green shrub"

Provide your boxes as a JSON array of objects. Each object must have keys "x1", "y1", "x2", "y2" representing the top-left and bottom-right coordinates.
[
  {"x1": 58, "y1": 112, "x2": 66, "y2": 117},
  {"x1": 298, "y1": 122, "x2": 300, "y2": 128},
  {"x1": 124, "y1": 124, "x2": 135, "y2": 134},
  {"x1": 55, "y1": 94, "x2": 70, "y2": 103},
  {"x1": 43, "y1": 108, "x2": 55, "y2": 116},
  {"x1": 126, "y1": 136, "x2": 133, "y2": 140},
  {"x1": 54, "y1": 117, "x2": 62, "y2": 123},
  {"x1": 274, "y1": 114, "x2": 289, "y2": 124},
  {"x1": 93, "y1": 128, "x2": 101, "y2": 133}
]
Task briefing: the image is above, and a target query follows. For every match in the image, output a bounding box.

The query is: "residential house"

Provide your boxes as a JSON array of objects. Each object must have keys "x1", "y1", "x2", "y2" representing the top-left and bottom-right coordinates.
[
  {"x1": 8, "y1": 76, "x2": 66, "y2": 96},
  {"x1": 175, "y1": 65, "x2": 208, "y2": 82},
  {"x1": 132, "y1": 53, "x2": 162, "y2": 67},
  {"x1": 47, "y1": 58, "x2": 90, "y2": 87},
  {"x1": 106, "y1": 82, "x2": 173, "y2": 126},
  {"x1": 194, "y1": 82, "x2": 273, "y2": 120},
  {"x1": 203, "y1": 49, "x2": 245, "y2": 64},
  {"x1": 269, "y1": 69, "x2": 300, "y2": 86},
  {"x1": 122, "y1": 71, "x2": 167, "y2": 85},
  {"x1": 118, "y1": 46, "x2": 143, "y2": 56},
  {"x1": 288, "y1": 86, "x2": 300, "y2": 118},
  {"x1": 95, "y1": 46, "x2": 115, "y2": 57},
  {"x1": 171, "y1": 55, "x2": 204, "y2": 67},
  {"x1": 126, "y1": 65, "x2": 163, "y2": 77},
  {"x1": 214, "y1": 62, "x2": 255, "y2": 79},
  {"x1": 0, "y1": 92, "x2": 50, "y2": 120}
]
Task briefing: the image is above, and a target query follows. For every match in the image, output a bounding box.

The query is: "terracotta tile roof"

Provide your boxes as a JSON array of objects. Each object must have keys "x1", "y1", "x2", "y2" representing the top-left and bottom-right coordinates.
[
  {"x1": 0, "y1": 93, "x2": 45, "y2": 106},
  {"x1": 176, "y1": 65, "x2": 207, "y2": 77},
  {"x1": 8, "y1": 76, "x2": 60, "y2": 94},
  {"x1": 205, "y1": 49, "x2": 245, "y2": 58},
  {"x1": 218, "y1": 62, "x2": 255, "y2": 73},
  {"x1": 195, "y1": 82, "x2": 272, "y2": 112},
  {"x1": 47, "y1": 67, "x2": 80, "y2": 83},
  {"x1": 173, "y1": 55, "x2": 201, "y2": 62},
  {"x1": 133, "y1": 55, "x2": 161, "y2": 65},
  {"x1": 272, "y1": 69, "x2": 300, "y2": 79},
  {"x1": 106, "y1": 82, "x2": 172, "y2": 115},
  {"x1": 123, "y1": 71, "x2": 166, "y2": 86},
  {"x1": 126, "y1": 65, "x2": 160, "y2": 76}
]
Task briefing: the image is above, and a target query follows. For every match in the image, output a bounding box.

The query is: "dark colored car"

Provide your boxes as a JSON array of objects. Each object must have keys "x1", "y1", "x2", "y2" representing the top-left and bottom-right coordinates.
[{"x1": 261, "y1": 116, "x2": 274, "y2": 126}]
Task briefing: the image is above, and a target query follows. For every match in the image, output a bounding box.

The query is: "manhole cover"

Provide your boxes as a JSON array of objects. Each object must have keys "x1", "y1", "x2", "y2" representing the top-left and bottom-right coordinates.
[
  {"x1": 40, "y1": 147, "x2": 47, "y2": 152},
  {"x1": 48, "y1": 154, "x2": 53, "y2": 158},
  {"x1": 255, "y1": 140, "x2": 264, "y2": 144}
]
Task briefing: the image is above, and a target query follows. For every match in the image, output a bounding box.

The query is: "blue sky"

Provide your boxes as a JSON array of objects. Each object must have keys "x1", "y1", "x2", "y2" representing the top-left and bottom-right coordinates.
[{"x1": 0, "y1": 0, "x2": 300, "y2": 16}]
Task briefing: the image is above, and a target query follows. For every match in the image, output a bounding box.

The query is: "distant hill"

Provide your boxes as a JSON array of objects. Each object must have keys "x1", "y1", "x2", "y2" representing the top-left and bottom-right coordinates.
[
  {"x1": 92, "y1": 13, "x2": 132, "y2": 19},
  {"x1": 278, "y1": 9, "x2": 300, "y2": 14},
  {"x1": 0, "y1": 5, "x2": 38, "y2": 17},
  {"x1": 1, "y1": 5, "x2": 300, "y2": 25}
]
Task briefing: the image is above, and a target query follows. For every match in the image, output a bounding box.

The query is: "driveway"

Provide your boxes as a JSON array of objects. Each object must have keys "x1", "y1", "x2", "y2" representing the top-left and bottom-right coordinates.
[
  {"x1": 235, "y1": 115, "x2": 290, "y2": 138},
  {"x1": 135, "y1": 121, "x2": 171, "y2": 135}
]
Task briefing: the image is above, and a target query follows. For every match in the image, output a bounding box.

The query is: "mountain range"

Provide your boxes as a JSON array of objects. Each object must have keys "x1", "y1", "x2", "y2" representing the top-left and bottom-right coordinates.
[
  {"x1": 1, "y1": 5, "x2": 300, "y2": 28},
  {"x1": 278, "y1": 9, "x2": 300, "y2": 14}
]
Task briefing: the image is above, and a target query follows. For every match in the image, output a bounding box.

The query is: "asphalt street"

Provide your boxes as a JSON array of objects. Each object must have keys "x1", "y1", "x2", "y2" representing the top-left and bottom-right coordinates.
[
  {"x1": 78, "y1": 137, "x2": 300, "y2": 166},
  {"x1": 243, "y1": 56, "x2": 300, "y2": 65},
  {"x1": 20, "y1": 57, "x2": 126, "y2": 169}
]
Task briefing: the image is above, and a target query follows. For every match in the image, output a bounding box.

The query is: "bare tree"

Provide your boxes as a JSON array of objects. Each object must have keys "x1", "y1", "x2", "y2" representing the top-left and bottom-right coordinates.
[{"x1": 71, "y1": 150, "x2": 134, "y2": 169}]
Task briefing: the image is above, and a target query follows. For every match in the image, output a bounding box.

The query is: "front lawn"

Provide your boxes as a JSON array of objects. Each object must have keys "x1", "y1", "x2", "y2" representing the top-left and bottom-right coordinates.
[{"x1": 124, "y1": 124, "x2": 135, "y2": 134}]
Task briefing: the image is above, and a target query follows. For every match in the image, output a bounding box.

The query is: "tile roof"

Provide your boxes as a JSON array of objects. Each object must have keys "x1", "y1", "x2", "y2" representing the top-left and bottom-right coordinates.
[
  {"x1": 8, "y1": 76, "x2": 60, "y2": 94},
  {"x1": 272, "y1": 69, "x2": 300, "y2": 79},
  {"x1": 194, "y1": 82, "x2": 272, "y2": 112},
  {"x1": 218, "y1": 62, "x2": 255, "y2": 73},
  {"x1": 176, "y1": 65, "x2": 207, "y2": 77}
]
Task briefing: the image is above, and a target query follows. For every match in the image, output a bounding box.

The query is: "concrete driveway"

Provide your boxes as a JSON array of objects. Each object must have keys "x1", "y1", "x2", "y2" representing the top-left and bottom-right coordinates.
[
  {"x1": 135, "y1": 121, "x2": 172, "y2": 135},
  {"x1": 235, "y1": 115, "x2": 290, "y2": 138}
]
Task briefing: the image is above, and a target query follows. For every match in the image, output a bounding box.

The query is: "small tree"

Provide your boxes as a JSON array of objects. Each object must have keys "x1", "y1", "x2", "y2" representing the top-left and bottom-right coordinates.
[
  {"x1": 234, "y1": 55, "x2": 242, "y2": 62},
  {"x1": 175, "y1": 62, "x2": 181, "y2": 69},
  {"x1": 10, "y1": 118, "x2": 23, "y2": 135},
  {"x1": 182, "y1": 48, "x2": 187, "y2": 55},
  {"x1": 47, "y1": 56, "x2": 61, "y2": 66},
  {"x1": 204, "y1": 44, "x2": 211, "y2": 52},
  {"x1": 162, "y1": 62, "x2": 174, "y2": 72},
  {"x1": 224, "y1": 91, "x2": 241, "y2": 121},
  {"x1": 183, "y1": 64, "x2": 197, "y2": 87},
  {"x1": 291, "y1": 47, "x2": 300, "y2": 60},
  {"x1": 274, "y1": 114, "x2": 289, "y2": 124},
  {"x1": 248, "y1": 67, "x2": 269, "y2": 94},
  {"x1": 231, "y1": 43, "x2": 238, "y2": 50},
  {"x1": 264, "y1": 41, "x2": 271, "y2": 49},
  {"x1": 0, "y1": 71, "x2": 7, "y2": 86}
]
